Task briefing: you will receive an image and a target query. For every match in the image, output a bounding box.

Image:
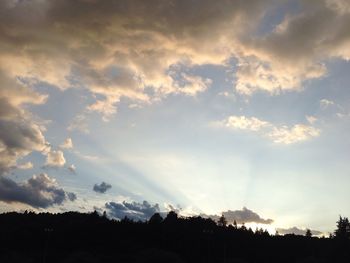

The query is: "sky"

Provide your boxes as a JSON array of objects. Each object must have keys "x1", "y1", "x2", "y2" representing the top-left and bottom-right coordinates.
[{"x1": 1, "y1": 0, "x2": 350, "y2": 236}]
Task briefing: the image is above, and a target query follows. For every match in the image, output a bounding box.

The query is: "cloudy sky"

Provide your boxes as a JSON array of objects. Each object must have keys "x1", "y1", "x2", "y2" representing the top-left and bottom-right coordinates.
[{"x1": 1, "y1": 0, "x2": 350, "y2": 235}]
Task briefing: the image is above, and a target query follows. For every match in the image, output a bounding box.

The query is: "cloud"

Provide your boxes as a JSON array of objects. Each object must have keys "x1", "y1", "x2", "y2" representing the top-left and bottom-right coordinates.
[
  {"x1": 164, "y1": 203, "x2": 182, "y2": 214},
  {"x1": 105, "y1": 200, "x2": 160, "y2": 221},
  {"x1": 93, "y1": 182, "x2": 112, "y2": 193},
  {"x1": 172, "y1": 74, "x2": 212, "y2": 96},
  {"x1": 202, "y1": 207, "x2": 273, "y2": 225},
  {"x1": 67, "y1": 115, "x2": 90, "y2": 134},
  {"x1": 221, "y1": 207, "x2": 273, "y2": 224},
  {"x1": 44, "y1": 150, "x2": 66, "y2": 168},
  {"x1": 223, "y1": 115, "x2": 270, "y2": 131},
  {"x1": 320, "y1": 99, "x2": 335, "y2": 109},
  {"x1": 219, "y1": 115, "x2": 320, "y2": 144},
  {"x1": 0, "y1": 0, "x2": 274, "y2": 121},
  {"x1": 0, "y1": 112, "x2": 48, "y2": 174},
  {"x1": 1, "y1": 0, "x2": 348, "y2": 124},
  {"x1": 0, "y1": 173, "x2": 76, "y2": 208},
  {"x1": 17, "y1": 162, "x2": 33, "y2": 170},
  {"x1": 67, "y1": 192, "x2": 77, "y2": 202},
  {"x1": 0, "y1": 0, "x2": 349, "y2": 120},
  {"x1": 268, "y1": 124, "x2": 320, "y2": 144},
  {"x1": 67, "y1": 164, "x2": 76, "y2": 174},
  {"x1": 235, "y1": 0, "x2": 350, "y2": 95},
  {"x1": 0, "y1": 0, "x2": 346, "y2": 181},
  {"x1": 277, "y1": 227, "x2": 323, "y2": 236},
  {"x1": 0, "y1": 68, "x2": 49, "y2": 175},
  {"x1": 60, "y1": 138, "x2": 73, "y2": 149},
  {"x1": 306, "y1": 115, "x2": 317, "y2": 124}
]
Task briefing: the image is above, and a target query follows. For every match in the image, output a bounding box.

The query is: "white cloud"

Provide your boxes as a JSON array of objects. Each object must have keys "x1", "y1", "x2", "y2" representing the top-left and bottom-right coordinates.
[
  {"x1": 268, "y1": 124, "x2": 320, "y2": 144},
  {"x1": 44, "y1": 150, "x2": 66, "y2": 168},
  {"x1": 219, "y1": 115, "x2": 320, "y2": 144},
  {"x1": 224, "y1": 115, "x2": 270, "y2": 131},
  {"x1": 60, "y1": 138, "x2": 73, "y2": 149}
]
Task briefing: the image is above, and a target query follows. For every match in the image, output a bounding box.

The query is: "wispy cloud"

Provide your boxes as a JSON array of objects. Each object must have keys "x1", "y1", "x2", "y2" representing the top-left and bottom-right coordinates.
[
  {"x1": 67, "y1": 164, "x2": 76, "y2": 174},
  {"x1": 17, "y1": 162, "x2": 33, "y2": 170},
  {"x1": 320, "y1": 99, "x2": 335, "y2": 109},
  {"x1": 218, "y1": 115, "x2": 320, "y2": 144}
]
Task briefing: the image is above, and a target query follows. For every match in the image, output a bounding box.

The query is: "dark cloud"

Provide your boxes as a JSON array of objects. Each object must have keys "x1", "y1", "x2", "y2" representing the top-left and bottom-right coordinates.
[
  {"x1": 0, "y1": 173, "x2": 76, "y2": 208},
  {"x1": 105, "y1": 200, "x2": 160, "y2": 221},
  {"x1": 222, "y1": 207, "x2": 273, "y2": 224},
  {"x1": 93, "y1": 182, "x2": 112, "y2": 193},
  {"x1": 277, "y1": 227, "x2": 323, "y2": 236},
  {"x1": 67, "y1": 192, "x2": 77, "y2": 201},
  {"x1": 202, "y1": 207, "x2": 273, "y2": 225},
  {"x1": 0, "y1": 117, "x2": 47, "y2": 174},
  {"x1": 0, "y1": 71, "x2": 48, "y2": 174}
]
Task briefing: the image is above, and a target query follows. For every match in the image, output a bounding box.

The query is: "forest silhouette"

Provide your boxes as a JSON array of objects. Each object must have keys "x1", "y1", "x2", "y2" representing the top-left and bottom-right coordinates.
[{"x1": 0, "y1": 211, "x2": 349, "y2": 263}]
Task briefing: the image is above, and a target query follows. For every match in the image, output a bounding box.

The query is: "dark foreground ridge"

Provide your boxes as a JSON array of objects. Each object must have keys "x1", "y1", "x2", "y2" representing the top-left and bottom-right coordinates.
[{"x1": 0, "y1": 211, "x2": 349, "y2": 263}]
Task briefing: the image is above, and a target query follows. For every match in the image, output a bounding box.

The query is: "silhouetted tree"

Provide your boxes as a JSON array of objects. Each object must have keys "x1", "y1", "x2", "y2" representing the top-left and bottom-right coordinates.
[
  {"x1": 148, "y1": 213, "x2": 163, "y2": 224},
  {"x1": 217, "y1": 215, "x2": 227, "y2": 227},
  {"x1": 163, "y1": 211, "x2": 178, "y2": 225},
  {"x1": 121, "y1": 216, "x2": 133, "y2": 223},
  {"x1": 233, "y1": 220, "x2": 237, "y2": 229},
  {"x1": 334, "y1": 216, "x2": 350, "y2": 240},
  {"x1": 305, "y1": 229, "x2": 312, "y2": 237}
]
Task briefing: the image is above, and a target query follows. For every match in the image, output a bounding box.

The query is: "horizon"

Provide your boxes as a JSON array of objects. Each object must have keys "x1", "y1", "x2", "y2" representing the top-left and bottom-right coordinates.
[{"x1": 1, "y1": 0, "x2": 350, "y2": 236}]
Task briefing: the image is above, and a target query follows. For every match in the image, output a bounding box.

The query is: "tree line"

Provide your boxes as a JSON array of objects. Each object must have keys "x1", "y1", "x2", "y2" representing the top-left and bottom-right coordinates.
[{"x1": 0, "y1": 211, "x2": 349, "y2": 262}]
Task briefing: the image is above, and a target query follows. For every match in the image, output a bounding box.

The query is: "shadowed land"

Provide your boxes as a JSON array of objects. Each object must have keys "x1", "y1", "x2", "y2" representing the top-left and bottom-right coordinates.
[{"x1": 0, "y1": 211, "x2": 349, "y2": 263}]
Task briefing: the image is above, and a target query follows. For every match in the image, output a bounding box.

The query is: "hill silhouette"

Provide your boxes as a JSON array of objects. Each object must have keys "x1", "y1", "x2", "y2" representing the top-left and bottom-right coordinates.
[{"x1": 0, "y1": 211, "x2": 349, "y2": 263}]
